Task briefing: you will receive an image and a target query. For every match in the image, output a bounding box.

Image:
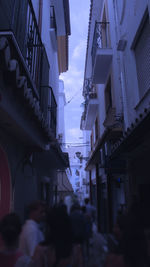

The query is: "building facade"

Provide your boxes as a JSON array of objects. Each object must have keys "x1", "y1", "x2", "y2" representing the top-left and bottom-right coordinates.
[
  {"x1": 66, "y1": 146, "x2": 90, "y2": 205},
  {"x1": 81, "y1": 0, "x2": 150, "y2": 232},
  {"x1": 0, "y1": 0, "x2": 71, "y2": 221}
]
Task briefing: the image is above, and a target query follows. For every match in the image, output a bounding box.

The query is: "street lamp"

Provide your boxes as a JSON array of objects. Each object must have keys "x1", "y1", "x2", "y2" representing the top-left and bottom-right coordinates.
[
  {"x1": 75, "y1": 152, "x2": 89, "y2": 161},
  {"x1": 75, "y1": 152, "x2": 81, "y2": 158}
]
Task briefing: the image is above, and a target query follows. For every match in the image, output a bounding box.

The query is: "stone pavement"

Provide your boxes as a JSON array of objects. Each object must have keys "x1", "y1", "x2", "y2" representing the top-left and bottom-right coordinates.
[{"x1": 85, "y1": 225, "x2": 108, "y2": 267}]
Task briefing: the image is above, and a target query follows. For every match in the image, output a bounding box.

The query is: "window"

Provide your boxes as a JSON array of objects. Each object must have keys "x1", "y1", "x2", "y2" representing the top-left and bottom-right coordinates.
[
  {"x1": 76, "y1": 182, "x2": 80, "y2": 187},
  {"x1": 82, "y1": 179, "x2": 86, "y2": 185},
  {"x1": 134, "y1": 15, "x2": 150, "y2": 99},
  {"x1": 50, "y1": 6, "x2": 56, "y2": 30},
  {"x1": 105, "y1": 76, "x2": 112, "y2": 114}
]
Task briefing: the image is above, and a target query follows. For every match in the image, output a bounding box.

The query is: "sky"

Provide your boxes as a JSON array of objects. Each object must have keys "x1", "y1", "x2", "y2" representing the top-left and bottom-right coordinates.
[{"x1": 60, "y1": 0, "x2": 90, "y2": 145}]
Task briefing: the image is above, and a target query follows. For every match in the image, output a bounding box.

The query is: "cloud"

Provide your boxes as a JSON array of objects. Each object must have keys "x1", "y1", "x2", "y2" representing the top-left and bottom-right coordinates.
[
  {"x1": 61, "y1": 65, "x2": 83, "y2": 79},
  {"x1": 60, "y1": 65, "x2": 83, "y2": 100},
  {"x1": 72, "y1": 40, "x2": 87, "y2": 59}
]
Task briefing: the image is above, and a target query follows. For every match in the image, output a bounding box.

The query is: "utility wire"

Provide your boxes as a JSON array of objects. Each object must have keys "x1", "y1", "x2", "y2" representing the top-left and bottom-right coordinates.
[
  {"x1": 65, "y1": 146, "x2": 90, "y2": 147},
  {"x1": 65, "y1": 88, "x2": 82, "y2": 105},
  {"x1": 62, "y1": 142, "x2": 89, "y2": 144}
]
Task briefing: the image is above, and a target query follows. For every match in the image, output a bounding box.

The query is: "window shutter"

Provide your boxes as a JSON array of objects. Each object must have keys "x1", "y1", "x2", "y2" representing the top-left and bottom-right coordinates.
[{"x1": 134, "y1": 16, "x2": 150, "y2": 99}]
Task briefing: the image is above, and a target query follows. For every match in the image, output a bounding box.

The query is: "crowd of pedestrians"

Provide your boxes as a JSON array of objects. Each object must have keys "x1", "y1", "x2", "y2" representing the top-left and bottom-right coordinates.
[
  {"x1": 0, "y1": 198, "x2": 150, "y2": 267},
  {"x1": 0, "y1": 198, "x2": 95, "y2": 267}
]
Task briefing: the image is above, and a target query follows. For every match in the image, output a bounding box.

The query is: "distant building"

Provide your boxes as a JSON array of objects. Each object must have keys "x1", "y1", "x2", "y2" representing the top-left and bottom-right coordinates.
[
  {"x1": 81, "y1": 0, "x2": 150, "y2": 232},
  {"x1": 66, "y1": 146, "x2": 89, "y2": 204},
  {"x1": 56, "y1": 79, "x2": 73, "y2": 204}
]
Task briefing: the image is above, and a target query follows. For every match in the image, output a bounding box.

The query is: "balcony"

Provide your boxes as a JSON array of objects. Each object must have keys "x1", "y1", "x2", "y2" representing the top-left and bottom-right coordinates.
[
  {"x1": 83, "y1": 86, "x2": 99, "y2": 130},
  {"x1": 0, "y1": 0, "x2": 56, "y2": 146},
  {"x1": 103, "y1": 107, "x2": 123, "y2": 139},
  {"x1": 40, "y1": 86, "x2": 57, "y2": 138},
  {"x1": 0, "y1": 0, "x2": 46, "y2": 96},
  {"x1": 103, "y1": 107, "x2": 116, "y2": 128},
  {"x1": 91, "y1": 22, "x2": 112, "y2": 84}
]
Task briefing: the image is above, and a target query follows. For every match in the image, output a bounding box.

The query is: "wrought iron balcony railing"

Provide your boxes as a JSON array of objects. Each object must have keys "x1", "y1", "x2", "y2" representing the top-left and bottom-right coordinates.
[
  {"x1": 40, "y1": 86, "x2": 57, "y2": 137},
  {"x1": 84, "y1": 79, "x2": 97, "y2": 97},
  {"x1": 91, "y1": 21, "x2": 110, "y2": 66},
  {"x1": 0, "y1": 0, "x2": 56, "y2": 134},
  {"x1": 0, "y1": 0, "x2": 46, "y2": 95},
  {"x1": 83, "y1": 78, "x2": 92, "y2": 97}
]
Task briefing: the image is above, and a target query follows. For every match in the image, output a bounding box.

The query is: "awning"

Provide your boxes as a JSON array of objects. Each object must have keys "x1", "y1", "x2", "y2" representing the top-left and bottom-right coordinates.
[
  {"x1": 57, "y1": 171, "x2": 73, "y2": 192},
  {"x1": 33, "y1": 145, "x2": 70, "y2": 176},
  {"x1": 110, "y1": 107, "x2": 150, "y2": 160}
]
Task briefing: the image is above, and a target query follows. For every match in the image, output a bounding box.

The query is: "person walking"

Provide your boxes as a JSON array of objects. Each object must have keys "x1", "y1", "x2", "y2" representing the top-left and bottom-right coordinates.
[
  {"x1": 70, "y1": 203, "x2": 86, "y2": 246},
  {"x1": 84, "y1": 198, "x2": 96, "y2": 224},
  {"x1": 81, "y1": 205, "x2": 92, "y2": 259},
  {"x1": 32, "y1": 206, "x2": 83, "y2": 267},
  {"x1": 19, "y1": 201, "x2": 46, "y2": 257},
  {"x1": 0, "y1": 213, "x2": 31, "y2": 267}
]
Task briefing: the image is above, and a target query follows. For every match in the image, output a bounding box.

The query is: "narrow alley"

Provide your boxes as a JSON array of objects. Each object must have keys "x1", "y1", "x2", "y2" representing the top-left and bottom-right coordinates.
[{"x1": 0, "y1": 0, "x2": 150, "y2": 266}]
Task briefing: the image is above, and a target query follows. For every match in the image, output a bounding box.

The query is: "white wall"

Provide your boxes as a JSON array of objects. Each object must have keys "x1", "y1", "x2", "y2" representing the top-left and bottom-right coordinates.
[
  {"x1": 84, "y1": 0, "x2": 124, "y2": 137},
  {"x1": 86, "y1": 0, "x2": 149, "y2": 132},
  {"x1": 58, "y1": 80, "x2": 66, "y2": 146},
  {"x1": 115, "y1": 0, "x2": 149, "y2": 129},
  {"x1": 41, "y1": 1, "x2": 59, "y2": 103}
]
